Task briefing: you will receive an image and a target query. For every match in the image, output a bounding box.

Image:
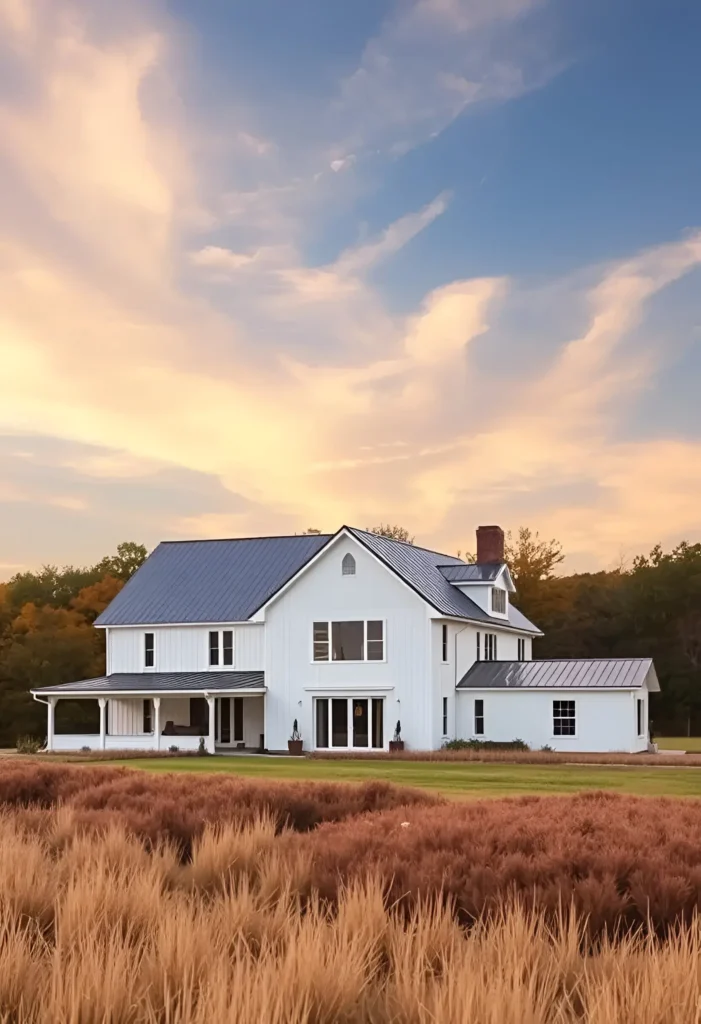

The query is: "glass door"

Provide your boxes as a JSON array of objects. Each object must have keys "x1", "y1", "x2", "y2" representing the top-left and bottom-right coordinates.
[{"x1": 314, "y1": 697, "x2": 384, "y2": 750}]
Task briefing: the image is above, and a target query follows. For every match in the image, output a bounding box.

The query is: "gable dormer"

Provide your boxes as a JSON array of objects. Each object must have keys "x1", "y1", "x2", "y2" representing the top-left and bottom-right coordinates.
[{"x1": 437, "y1": 525, "x2": 515, "y2": 619}]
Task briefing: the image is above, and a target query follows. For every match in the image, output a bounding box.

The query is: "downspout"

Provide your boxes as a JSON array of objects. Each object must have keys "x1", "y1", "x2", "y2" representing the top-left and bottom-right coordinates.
[{"x1": 32, "y1": 693, "x2": 52, "y2": 751}]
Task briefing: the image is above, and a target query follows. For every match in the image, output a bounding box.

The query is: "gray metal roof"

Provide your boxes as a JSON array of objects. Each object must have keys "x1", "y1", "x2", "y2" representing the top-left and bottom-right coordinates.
[
  {"x1": 438, "y1": 563, "x2": 504, "y2": 583},
  {"x1": 32, "y1": 672, "x2": 265, "y2": 695},
  {"x1": 95, "y1": 534, "x2": 331, "y2": 626},
  {"x1": 347, "y1": 528, "x2": 541, "y2": 633},
  {"x1": 93, "y1": 526, "x2": 541, "y2": 634},
  {"x1": 457, "y1": 659, "x2": 659, "y2": 690}
]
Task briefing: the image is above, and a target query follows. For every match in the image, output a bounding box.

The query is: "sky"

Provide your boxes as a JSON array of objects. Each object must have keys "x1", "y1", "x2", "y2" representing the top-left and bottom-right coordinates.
[{"x1": 1, "y1": 0, "x2": 700, "y2": 576}]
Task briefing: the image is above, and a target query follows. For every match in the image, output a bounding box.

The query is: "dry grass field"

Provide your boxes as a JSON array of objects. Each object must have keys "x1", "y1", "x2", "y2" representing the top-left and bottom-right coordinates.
[{"x1": 3, "y1": 763, "x2": 701, "y2": 1021}]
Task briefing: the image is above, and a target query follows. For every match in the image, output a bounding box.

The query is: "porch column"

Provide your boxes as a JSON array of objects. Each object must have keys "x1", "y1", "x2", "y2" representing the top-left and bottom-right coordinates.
[
  {"x1": 46, "y1": 697, "x2": 56, "y2": 752},
  {"x1": 98, "y1": 697, "x2": 107, "y2": 751},
  {"x1": 153, "y1": 697, "x2": 161, "y2": 751},
  {"x1": 206, "y1": 695, "x2": 216, "y2": 754}
]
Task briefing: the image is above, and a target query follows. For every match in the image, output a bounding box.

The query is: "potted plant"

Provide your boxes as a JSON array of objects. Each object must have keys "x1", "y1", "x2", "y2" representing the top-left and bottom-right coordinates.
[
  {"x1": 288, "y1": 719, "x2": 303, "y2": 756},
  {"x1": 389, "y1": 720, "x2": 404, "y2": 752}
]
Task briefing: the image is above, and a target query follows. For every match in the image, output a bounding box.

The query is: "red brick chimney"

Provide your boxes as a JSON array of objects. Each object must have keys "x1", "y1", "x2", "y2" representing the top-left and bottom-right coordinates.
[{"x1": 476, "y1": 525, "x2": 505, "y2": 564}]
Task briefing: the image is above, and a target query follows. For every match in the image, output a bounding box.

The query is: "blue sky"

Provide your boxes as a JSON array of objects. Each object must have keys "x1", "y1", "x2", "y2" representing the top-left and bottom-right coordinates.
[{"x1": 0, "y1": 0, "x2": 699, "y2": 575}]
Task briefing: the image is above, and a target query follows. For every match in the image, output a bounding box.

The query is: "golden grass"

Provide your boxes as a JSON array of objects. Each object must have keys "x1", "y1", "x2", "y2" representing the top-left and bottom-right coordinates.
[{"x1": 1, "y1": 809, "x2": 701, "y2": 1022}]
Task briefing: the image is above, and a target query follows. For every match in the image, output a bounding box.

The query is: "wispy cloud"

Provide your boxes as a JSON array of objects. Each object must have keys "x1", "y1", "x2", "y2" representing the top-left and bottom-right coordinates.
[{"x1": 0, "y1": 0, "x2": 700, "y2": 573}]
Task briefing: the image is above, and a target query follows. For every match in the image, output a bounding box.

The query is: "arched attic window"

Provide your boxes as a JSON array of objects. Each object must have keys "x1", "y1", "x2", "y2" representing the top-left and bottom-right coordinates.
[{"x1": 342, "y1": 553, "x2": 356, "y2": 576}]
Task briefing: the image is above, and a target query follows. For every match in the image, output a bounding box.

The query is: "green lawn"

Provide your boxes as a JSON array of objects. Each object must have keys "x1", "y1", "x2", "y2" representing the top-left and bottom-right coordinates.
[
  {"x1": 657, "y1": 737, "x2": 701, "y2": 752},
  {"x1": 103, "y1": 755, "x2": 701, "y2": 799}
]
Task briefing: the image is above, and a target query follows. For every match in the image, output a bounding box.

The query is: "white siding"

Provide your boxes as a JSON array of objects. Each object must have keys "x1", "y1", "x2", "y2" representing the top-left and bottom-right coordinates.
[
  {"x1": 107, "y1": 624, "x2": 264, "y2": 673},
  {"x1": 263, "y1": 536, "x2": 432, "y2": 751},
  {"x1": 455, "y1": 687, "x2": 650, "y2": 753}
]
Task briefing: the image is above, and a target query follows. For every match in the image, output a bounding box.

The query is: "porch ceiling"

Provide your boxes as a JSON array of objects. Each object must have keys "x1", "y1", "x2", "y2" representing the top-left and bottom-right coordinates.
[{"x1": 31, "y1": 671, "x2": 265, "y2": 696}]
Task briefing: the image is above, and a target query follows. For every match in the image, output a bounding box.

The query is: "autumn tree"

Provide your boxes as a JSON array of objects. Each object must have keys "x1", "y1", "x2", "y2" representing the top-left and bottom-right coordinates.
[{"x1": 368, "y1": 524, "x2": 415, "y2": 544}]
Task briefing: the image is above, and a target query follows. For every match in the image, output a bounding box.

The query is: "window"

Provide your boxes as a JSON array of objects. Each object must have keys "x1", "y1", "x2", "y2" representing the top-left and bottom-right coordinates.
[
  {"x1": 190, "y1": 697, "x2": 209, "y2": 733},
  {"x1": 491, "y1": 588, "x2": 506, "y2": 614},
  {"x1": 315, "y1": 697, "x2": 384, "y2": 749},
  {"x1": 142, "y1": 699, "x2": 152, "y2": 733},
  {"x1": 517, "y1": 638, "x2": 526, "y2": 661},
  {"x1": 313, "y1": 621, "x2": 384, "y2": 662},
  {"x1": 441, "y1": 624, "x2": 448, "y2": 663},
  {"x1": 484, "y1": 633, "x2": 498, "y2": 661},
  {"x1": 553, "y1": 700, "x2": 576, "y2": 737},
  {"x1": 144, "y1": 633, "x2": 154, "y2": 668},
  {"x1": 209, "y1": 630, "x2": 234, "y2": 667},
  {"x1": 233, "y1": 697, "x2": 244, "y2": 742},
  {"x1": 442, "y1": 696, "x2": 448, "y2": 736},
  {"x1": 637, "y1": 698, "x2": 644, "y2": 737},
  {"x1": 476, "y1": 632, "x2": 481, "y2": 662},
  {"x1": 474, "y1": 699, "x2": 484, "y2": 736},
  {"x1": 342, "y1": 553, "x2": 356, "y2": 576}
]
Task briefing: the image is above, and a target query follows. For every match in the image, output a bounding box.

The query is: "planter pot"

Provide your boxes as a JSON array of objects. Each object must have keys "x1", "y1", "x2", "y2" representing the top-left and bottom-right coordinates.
[
  {"x1": 389, "y1": 740, "x2": 404, "y2": 752},
  {"x1": 287, "y1": 739, "x2": 304, "y2": 756}
]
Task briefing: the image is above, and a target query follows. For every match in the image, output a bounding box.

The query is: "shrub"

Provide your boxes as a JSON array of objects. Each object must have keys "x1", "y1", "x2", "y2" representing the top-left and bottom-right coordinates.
[
  {"x1": 442, "y1": 738, "x2": 529, "y2": 752},
  {"x1": 168, "y1": 745, "x2": 180, "y2": 754},
  {"x1": 15, "y1": 736, "x2": 43, "y2": 754}
]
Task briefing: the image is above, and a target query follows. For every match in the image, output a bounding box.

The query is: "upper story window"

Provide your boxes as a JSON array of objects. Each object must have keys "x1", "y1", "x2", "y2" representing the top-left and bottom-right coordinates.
[
  {"x1": 144, "y1": 632, "x2": 154, "y2": 668},
  {"x1": 517, "y1": 638, "x2": 526, "y2": 661},
  {"x1": 209, "y1": 630, "x2": 233, "y2": 667},
  {"x1": 313, "y1": 620, "x2": 384, "y2": 662},
  {"x1": 441, "y1": 623, "x2": 448, "y2": 663},
  {"x1": 341, "y1": 553, "x2": 356, "y2": 576},
  {"x1": 484, "y1": 632, "x2": 498, "y2": 661},
  {"x1": 491, "y1": 588, "x2": 506, "y2": 614}
]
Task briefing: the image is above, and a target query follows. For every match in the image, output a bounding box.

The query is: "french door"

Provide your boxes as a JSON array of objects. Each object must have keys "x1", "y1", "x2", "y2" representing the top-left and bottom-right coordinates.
[
  {"x1": 314, "y1": 697, "x2": 384, "y2": 750},
  {"x1": 215, "y1": 697, "x2": 243, "y2": 745}
]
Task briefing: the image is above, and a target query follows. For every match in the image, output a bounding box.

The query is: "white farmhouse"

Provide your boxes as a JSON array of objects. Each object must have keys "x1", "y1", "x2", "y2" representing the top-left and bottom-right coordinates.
[{"x1": 31, "y1": 525, "x2": 659, "y2": 754}]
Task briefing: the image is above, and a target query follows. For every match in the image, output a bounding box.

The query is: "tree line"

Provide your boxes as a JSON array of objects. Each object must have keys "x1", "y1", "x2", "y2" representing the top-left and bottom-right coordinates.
[{"x1": 1, "y1": 529, "x2": 699, "y2": 745}]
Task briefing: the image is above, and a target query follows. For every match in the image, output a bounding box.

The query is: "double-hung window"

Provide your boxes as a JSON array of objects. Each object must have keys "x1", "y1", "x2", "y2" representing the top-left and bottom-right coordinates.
[
  {"x1": 312, "y1": 621, "x2": 384, "y2": 662},
  {"x1": 209, "y1": 630, "x2": 234, "y2": 667},
  {"x1": 553, "y1": 700, "x2": 576, "y2": 737},
  {"x1": 517, "y1": 638, "x2": 526, "y2": 661},
  {"x1": 441, "y1": 624, "x2": 448, "y2": 663},
  {"x1": 143, "y1": 699, "x2": 152, "y2": 733},
  {"x1": 474, "y1": 699, "x2": 484, "y2": 736},
  {"x1": 637, "y1": 698, "x2": 644, "y2": 737},
  {"x1": 491, "y1": 588, "x2": 506, "y2": 614},
  {"x1": 442, "y1": 696, "x2": 448, "y2": 736},
  {"x1": 144, "y1": 632, "x2": 154, "y2": 668},
  {"x1": 484, "y1": 633, "x2": 498, "y2": 661}
]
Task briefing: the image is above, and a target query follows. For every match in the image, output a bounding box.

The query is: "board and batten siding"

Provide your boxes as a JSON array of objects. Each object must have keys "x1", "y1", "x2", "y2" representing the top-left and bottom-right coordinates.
[
  {"x1": 455, "y1": 687, "x2": 649, "y2": 753},
  {"x1": 106, "y1": 624, "x2": 264, "y2": 673},
  {"x1": 263, "y1": 536, "x2": 433, "y2": 751}
]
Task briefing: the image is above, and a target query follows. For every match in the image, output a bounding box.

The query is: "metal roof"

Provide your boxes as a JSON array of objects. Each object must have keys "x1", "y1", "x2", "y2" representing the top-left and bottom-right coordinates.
[
  {"x1": 438, "y1": 563, "x2": 504, "y2": 583},
  {"x1": 32, "y1": 672, "x2": 265, "y2": 695},
  {"x1": 93, "y1": 526, "x2": 541, "y2": 634},
  {"x1": 95, "y1": 535, "x2": 331, "y2": 626},
  {"x1": 347, "y1": 528, "x2": 541, "y2": 633},
  {"x1": 457, "y1": 659, "x2": 659, "y2": 691}
]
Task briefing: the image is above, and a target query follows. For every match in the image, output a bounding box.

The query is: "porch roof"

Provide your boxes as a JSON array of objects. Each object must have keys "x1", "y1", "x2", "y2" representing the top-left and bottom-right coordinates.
[{"x1": 31, "y1": 671, "x2": 265, "y2": 696}]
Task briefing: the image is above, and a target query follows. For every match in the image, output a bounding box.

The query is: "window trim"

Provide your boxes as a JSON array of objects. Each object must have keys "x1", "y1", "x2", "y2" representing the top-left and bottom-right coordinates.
[
  {"x1": 311, "y1": 619, "x2": 387, "y2": 664},
  {"x1": 637, "y1": 697, "x2": 644, "y2": 738},
  {"x1": 517, "y1": 638, "x2": 526, "y2": 661},
  {"x1": 442, "y1": 696, "x2": 448, "y2": 737},
  {"x1": 491, "y1": 588, "x2": 506, "y2": 615},
  {"x1": 441, "y1": 623, "x2": 448, "y2": 663},
  {"x1": 474, "y1": 698, "x2": 484, "y2": 736},
  {"x1": 484, "y1": 632, "x2": 498, "y2": 661},
  {"x1": 552, "y1": 699, "x2": 577, "y2": 739},
  {"x1": 208, "y1": 629, "x2": 235, "y2": 670},
  {"x1": 341, "y1": 553, "x2": 356, "y2": 576},
  {"x1": 144, "y1": 632, "x2": 155, "y2": 670}
]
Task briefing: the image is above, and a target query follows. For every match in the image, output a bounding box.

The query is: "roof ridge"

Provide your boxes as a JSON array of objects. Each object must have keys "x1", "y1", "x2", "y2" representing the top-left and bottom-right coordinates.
[{"x1": 159, "y1": 533, "x2": 334, "y2": 545}]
